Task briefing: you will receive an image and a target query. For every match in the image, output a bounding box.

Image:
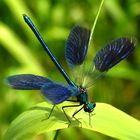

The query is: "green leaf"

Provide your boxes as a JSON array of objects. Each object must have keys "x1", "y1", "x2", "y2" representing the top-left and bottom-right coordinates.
[{"x1": 3, "y1": 101, "x2": 140, "y2": 140}]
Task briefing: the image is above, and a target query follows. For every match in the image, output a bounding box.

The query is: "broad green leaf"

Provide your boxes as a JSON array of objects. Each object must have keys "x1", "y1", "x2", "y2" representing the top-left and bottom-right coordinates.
[{"x1": 3, "y1": 102, "x2": 140, "y2": 140}]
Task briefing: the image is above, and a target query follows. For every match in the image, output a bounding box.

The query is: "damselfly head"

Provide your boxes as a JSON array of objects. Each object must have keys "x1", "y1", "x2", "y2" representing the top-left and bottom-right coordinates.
[{"x1": 84, "y1": 102, "x2": 96, "y2": 113}]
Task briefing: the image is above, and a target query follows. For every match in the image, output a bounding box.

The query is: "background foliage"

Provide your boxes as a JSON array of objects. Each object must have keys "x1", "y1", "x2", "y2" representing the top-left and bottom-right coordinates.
[{"x1": 0, "y1": 0, "x2": 140, "y2": 139}]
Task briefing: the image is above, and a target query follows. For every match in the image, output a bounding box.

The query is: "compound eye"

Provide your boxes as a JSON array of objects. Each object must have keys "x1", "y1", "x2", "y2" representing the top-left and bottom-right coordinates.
[
  {"x1": 83, "y1": 102, "x2": 96, "y2": 113},
  {"x1": 84, "y1": 105, "x2": 90, "y2": 112},
  {"x1": 93, "y1": 103, "x2": 96, "y2": 108},
  {"x1": 83, "y1": 105, "x2": 93, "y2": 113}
]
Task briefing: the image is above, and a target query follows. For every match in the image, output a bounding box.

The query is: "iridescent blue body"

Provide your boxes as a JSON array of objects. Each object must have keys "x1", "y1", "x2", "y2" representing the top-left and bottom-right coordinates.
[{"x1": 6, "y1": 14, "x2": 136, "y2": 124}]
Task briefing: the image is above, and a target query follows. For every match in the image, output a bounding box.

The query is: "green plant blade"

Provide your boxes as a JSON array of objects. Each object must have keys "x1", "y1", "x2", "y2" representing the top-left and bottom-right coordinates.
[
  {"x1": 3, "y1": 102, "x2": 140, "y2": 140},
  {"x1": 89, "y1": 0, "x2": 104, "y2": 45},
  {"x1": 0, "y1": 22, "x2": 45, "y2": 74}
]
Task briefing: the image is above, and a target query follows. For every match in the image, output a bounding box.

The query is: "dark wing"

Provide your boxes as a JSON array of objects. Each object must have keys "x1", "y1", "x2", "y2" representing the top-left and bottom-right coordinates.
[
  {"x1": 41, "y1": 82, "x2": 79, "y2": 104},
  {"x1": 94, "y1": 37, "x2": 136, "y2": 72},
  {"x1": 65, "y1": 26, "x2": 90, "y2": 67},
  {"x1": 5, "y1": 74, "x2": 52, "y2": 90}
]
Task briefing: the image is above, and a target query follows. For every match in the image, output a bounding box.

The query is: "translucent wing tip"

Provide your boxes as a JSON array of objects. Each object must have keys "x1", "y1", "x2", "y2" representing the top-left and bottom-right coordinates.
[
  {"x1": 5, "y1": 76, "x2": 17, "y2": 89},
  {"x1": 130, "y1": 37, "x2": 137, "y2": 47}
]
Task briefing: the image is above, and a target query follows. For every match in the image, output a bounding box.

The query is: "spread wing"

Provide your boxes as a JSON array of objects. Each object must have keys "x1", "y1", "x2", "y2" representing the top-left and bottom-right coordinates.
[
  {"x1": 41, "y1": 82, "x2": 79, "y2": 104},
  {"x1": 65, "y1": 26, "x2": 90, "y2": 67},
  {"x1": 5, "y1": 74, "x2": 52, "y2": 90},
  {"x1": 94, "y1": 37, "x2": 136, "y2": 72}
]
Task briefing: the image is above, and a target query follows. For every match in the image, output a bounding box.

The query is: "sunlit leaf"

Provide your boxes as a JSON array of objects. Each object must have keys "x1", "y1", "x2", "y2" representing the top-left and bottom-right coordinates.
[{"x1": 4, "y1": 102, "x2": 140, "y2": 140}]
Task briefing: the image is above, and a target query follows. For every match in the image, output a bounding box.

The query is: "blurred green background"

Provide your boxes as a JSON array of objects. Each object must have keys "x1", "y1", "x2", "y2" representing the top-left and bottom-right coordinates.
[{"x1": 0, "y1": 0, "x2": 140, "y2": 139}]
